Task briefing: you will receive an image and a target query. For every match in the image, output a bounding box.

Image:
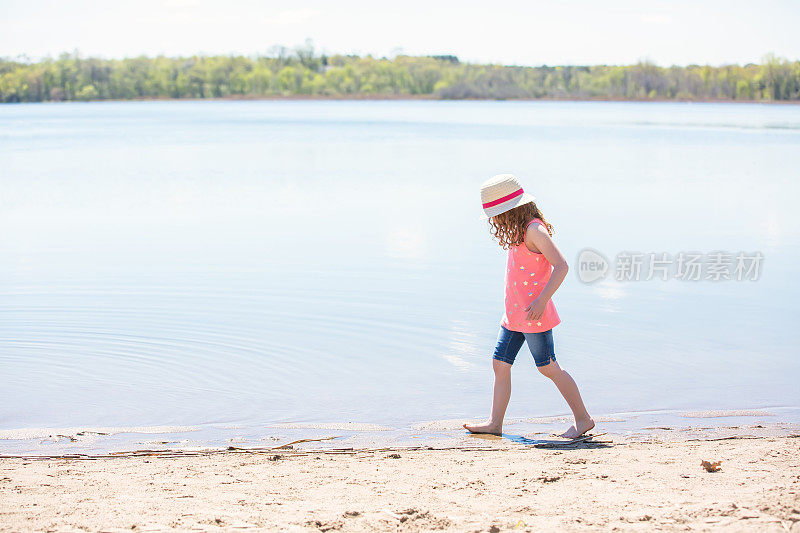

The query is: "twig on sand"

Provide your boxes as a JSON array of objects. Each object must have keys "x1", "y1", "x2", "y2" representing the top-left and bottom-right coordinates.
[
  {"x1": 532, "y1": 433, "x2": 609, "y2": 448},
  {"x1": 0, "y1": 444, "x2": 509, "y2": 460},
  {"x1": 269, "y1": 436, "x2": 341, "y2": 450},
  {"x1": 686, "y1": 435, "x2": 759, "y2": 442},
  {"x1": 557, "y1": 432, "x2": 607, "y2": 443}
]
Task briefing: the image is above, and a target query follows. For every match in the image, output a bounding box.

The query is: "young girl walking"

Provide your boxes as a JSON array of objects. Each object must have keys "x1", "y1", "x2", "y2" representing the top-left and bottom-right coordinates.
[{"x1": 464, "y1": 174, "x2": 594, "y2": 439}]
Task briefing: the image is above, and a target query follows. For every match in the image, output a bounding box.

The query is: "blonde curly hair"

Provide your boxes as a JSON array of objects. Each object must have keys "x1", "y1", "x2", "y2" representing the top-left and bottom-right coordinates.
[{"x1": 488, "y1": 202, "x2": 554, "y2": 250}]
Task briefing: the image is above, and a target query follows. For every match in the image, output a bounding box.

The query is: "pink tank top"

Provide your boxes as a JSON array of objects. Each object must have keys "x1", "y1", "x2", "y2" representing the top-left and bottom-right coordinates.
[{"x1": 501, "y1": 218, "x2": 561, "y2": 333}]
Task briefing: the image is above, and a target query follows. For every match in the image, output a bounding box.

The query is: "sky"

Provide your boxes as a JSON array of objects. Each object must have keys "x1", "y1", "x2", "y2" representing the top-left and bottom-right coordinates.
[{"x1": 1, "y1": 0, "x2": 798, "y2": 66}]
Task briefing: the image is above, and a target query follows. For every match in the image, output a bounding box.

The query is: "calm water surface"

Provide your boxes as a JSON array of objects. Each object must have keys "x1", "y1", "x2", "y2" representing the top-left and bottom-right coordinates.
[{"x1": 1, "y1": 100, "x2": 799, "y2": 453}]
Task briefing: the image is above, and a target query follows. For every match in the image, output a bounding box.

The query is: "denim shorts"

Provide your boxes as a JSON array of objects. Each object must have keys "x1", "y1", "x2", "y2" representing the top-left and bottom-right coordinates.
[{"x1": 492, "y1": 325, "x2": 557, "y2": 367}]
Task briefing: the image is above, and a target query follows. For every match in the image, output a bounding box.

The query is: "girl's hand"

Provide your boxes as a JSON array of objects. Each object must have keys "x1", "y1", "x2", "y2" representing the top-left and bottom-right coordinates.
[{"x1": 524, "y1": 297, "x2": 547, "y2": 321}]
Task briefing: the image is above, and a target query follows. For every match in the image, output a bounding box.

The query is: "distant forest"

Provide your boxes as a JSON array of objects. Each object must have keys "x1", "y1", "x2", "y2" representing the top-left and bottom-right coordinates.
[{"x1": 1, "y1": 46, "x2": 799, "y2": 103}]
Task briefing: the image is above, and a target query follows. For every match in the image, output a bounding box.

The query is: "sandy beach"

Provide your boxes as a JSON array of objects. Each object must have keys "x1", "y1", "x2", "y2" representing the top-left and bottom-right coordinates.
[{"x1": 2, "y1": 431, "x2": 798, "y2": 532}]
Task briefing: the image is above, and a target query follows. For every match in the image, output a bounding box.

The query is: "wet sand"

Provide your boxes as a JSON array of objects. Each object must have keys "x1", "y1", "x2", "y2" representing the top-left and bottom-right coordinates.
[{"x1": 1, "y1": 432, "x2": 799, "y2": 532}]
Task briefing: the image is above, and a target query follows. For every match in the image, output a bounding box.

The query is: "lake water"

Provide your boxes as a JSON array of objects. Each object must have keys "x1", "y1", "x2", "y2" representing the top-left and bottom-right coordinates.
[{"x1": 1, "y1": 100, "x2": 799, "y2": 454}]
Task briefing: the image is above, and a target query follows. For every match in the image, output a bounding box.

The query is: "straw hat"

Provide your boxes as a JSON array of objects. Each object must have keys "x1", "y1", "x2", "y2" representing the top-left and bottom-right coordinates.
[{"x1": 479, "y1": 174, "x2": 536, "y2": 219}]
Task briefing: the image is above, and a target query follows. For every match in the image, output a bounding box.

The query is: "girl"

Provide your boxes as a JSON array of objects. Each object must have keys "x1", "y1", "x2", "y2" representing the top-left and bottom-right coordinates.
[{"x1": 464, "y1": 174, "x2": 594, "y2": 439}]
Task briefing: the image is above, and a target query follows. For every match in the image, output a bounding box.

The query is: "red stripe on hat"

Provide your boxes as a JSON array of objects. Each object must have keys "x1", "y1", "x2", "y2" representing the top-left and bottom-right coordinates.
[{"x1": 482, "y1": 188, "x2": 523, "y2": 209}]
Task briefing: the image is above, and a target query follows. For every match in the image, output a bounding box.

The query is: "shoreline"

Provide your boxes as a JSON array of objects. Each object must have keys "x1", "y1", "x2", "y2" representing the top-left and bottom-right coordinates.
[
  {"x1": 2, "y1": 410, "x2": 798, "y2": 458},
  {"x1": 4, "y1": 94, "x2": 800, "y2": 105},
  {"x1": 1, "y1": 418, "x2": 797, "y2": 458},
  {"x1": 2, "y1": 431, "x2": 798, "y2": 531}
]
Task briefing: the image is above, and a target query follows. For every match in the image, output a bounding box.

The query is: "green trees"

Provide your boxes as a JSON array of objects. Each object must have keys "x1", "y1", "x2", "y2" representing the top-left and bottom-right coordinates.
[{"x1": 1, "y1": 51, "x2": 798, "y2": 103}]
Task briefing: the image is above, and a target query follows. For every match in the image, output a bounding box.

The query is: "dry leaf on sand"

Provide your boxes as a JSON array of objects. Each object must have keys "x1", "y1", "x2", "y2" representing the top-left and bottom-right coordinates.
[{"x1": 701, "y1": 460, "x2": 722, "y2": 472}]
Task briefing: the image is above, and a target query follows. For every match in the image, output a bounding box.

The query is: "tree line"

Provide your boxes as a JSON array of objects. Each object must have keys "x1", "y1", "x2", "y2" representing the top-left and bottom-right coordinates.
[{"x1": 1, "y1": 48, "x2": 798, "y2": 103}]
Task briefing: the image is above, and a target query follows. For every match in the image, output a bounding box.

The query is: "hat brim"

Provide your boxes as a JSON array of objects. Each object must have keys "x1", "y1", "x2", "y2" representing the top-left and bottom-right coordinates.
[{"x1": 479, "y1": 192, "x2": 536, "y2": 220}]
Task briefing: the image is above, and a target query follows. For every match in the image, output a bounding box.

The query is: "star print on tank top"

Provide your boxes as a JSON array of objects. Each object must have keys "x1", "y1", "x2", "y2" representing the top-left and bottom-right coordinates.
[{"x1": 500, "y1": 218, "x2": 561, "y2": 333}]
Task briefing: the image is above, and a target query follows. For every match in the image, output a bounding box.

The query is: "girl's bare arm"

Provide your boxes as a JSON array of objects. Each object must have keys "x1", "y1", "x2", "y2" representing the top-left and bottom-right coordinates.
[{"x1": 525, "y1": 223, "x2": 569, "y2": 319}]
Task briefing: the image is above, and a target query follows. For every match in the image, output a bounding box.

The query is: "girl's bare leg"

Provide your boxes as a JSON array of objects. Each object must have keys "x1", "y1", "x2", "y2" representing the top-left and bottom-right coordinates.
[
  {"x1": 538, "y1": 360, "x2": 594, "y2": 438},
  {"x1": 463, "y1": 359, "x2": 511, "y2": 435}
]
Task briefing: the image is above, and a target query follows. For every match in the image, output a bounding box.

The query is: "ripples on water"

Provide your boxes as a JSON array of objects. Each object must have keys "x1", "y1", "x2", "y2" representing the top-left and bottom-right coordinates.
[{"x1": 1, "y1": 101, "x2": 799, "y2": 453}]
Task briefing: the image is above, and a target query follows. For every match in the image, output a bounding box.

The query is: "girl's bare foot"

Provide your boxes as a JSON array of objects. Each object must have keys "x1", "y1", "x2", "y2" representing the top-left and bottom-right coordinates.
[
  {"x1": 463, "y1": 421, "x2": 502, "y2": 436},
  {"x1": 559, "y1": 417, "x2": 595, "y2": 439}
]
